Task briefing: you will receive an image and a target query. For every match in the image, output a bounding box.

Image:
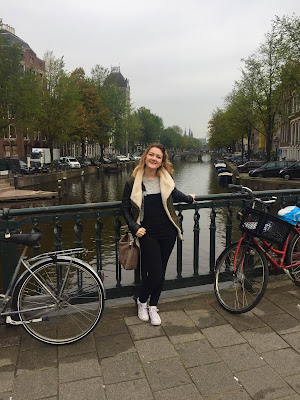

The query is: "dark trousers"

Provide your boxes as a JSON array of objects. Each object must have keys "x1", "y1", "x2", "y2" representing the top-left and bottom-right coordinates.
[{"x1": 139, "y1": 231, "x2": 177, "y2": 306}]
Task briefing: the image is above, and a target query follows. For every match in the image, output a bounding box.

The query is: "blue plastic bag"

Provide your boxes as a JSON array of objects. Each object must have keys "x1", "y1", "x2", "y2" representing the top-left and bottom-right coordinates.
[{"x1": 278, "y1": 206, "x2": 300, "y2": 226}]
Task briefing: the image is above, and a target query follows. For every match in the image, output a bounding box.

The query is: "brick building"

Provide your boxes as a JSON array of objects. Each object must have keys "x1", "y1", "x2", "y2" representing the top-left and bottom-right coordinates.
[{"x1": 0, "y1": 24, "x2": 45, "y2": 159}]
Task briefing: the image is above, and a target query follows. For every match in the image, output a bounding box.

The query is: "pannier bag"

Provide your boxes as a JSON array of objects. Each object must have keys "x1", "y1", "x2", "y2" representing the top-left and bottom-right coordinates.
[{"x1": 278, "y1": 206, "x2": 300, "y2": 226}]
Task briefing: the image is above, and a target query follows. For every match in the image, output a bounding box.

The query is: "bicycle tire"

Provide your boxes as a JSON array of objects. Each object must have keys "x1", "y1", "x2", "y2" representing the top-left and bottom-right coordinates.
[
  {"x1": 16, "y1": 256, "x2": 104, "y2": 345},
  {"x1": 214, "y1": 242, "x2": 269, "y2": 313},
  {"x1": 286, "y1": 233, "x2": 300, "y2": 284}
]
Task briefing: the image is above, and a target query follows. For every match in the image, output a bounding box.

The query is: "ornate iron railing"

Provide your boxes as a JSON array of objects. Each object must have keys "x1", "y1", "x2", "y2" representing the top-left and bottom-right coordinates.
[{"x1": 1, "y1": 188, "x2": 300, "y2": 298}]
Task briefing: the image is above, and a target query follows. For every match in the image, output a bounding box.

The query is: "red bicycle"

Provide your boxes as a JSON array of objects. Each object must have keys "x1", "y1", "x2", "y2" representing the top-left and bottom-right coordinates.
[{"x1": 214, "y1": 184, "x2": 300, "y2": 314}]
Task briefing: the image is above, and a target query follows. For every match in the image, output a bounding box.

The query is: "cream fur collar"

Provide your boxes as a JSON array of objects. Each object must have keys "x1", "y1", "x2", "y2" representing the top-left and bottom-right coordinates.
[{"x1": 130, "y1": 167, "x2": 175, "y2": 210}]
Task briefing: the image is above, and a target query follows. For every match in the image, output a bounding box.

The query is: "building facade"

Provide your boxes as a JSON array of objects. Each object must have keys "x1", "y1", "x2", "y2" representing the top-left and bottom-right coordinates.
[{"x1": 0, "y1": 24, "x2": 45, "y2": 159}]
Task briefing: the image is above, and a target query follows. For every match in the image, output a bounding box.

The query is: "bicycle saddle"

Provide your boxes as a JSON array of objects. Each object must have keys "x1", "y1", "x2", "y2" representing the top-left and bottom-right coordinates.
[{"x1": 9, "y1": 233, "x2": 42, "y2": 247}]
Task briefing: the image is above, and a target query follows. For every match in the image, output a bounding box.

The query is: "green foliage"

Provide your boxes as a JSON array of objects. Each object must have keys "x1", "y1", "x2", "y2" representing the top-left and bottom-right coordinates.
[{"x1": 137, "y1": 107, "x2": 164, "y2": 145}]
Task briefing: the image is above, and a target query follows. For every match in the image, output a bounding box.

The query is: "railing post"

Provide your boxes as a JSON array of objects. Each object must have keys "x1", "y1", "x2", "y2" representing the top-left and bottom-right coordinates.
[
  {"x1": 209, "y1": 202, "x2": 216, "y2": 273},
  {"x1": 114, "y1": 214, "x2": 122, "y2": 287},
  {"x1": 32, "y1": 217, "x2": 41, "y2": 257},
  {"x1": 176, "y1": 207, "x2": 183, "y2": 278},
  {"x1": 193, "y1": 205, "x2": 200, "y2": 276},
  {"x1": 95, "y1": 212, "x2": 103, "y2": 275},
  {"x1": 54, "y1": 215, "x2": 63, "y2": 251},
  {"x1": 226, "y1": 201, "x2": 233, "y2": 247}
]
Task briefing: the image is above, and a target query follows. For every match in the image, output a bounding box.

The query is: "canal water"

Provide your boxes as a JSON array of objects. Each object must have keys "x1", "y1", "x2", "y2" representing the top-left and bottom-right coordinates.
[{"x1": 3, "y1": 159, "x2": 235, "y2": 288}]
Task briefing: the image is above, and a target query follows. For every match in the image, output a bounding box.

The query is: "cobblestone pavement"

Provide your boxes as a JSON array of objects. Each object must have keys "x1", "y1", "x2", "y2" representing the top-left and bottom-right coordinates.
[{"x1": 0, "y1": 276, "x2": 300, "y2": 400}]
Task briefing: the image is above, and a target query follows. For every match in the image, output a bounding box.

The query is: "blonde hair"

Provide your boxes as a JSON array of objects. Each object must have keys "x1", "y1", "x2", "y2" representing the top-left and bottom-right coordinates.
[{"x1": 132, "y1": 143, "x2": 174, "y2": 176}]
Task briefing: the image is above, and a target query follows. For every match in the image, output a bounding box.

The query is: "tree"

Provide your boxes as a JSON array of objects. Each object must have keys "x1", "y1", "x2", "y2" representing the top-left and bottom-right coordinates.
[
  {"x1": 137, "y1": 107, "x2": 164, "y2": 146},
  {"x1": 240, "y1": 25, "x2": 290, "y2": 160},
  {"x1": 0, "y1": 36, "x2": 22, "y2": 132},
  {"x1": 40, "y1": 51, "x2": 79, "y2": 157}
]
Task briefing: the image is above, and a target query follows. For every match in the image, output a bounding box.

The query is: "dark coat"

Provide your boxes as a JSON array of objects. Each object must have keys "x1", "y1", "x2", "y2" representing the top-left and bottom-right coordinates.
[{"x1": 121, "y1": 167, "x2": 193, "y2": 239}]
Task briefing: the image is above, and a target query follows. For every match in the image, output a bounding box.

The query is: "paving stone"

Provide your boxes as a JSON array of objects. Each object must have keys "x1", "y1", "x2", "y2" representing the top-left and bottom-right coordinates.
[
  {"x1": 279, "y1": 302, "x2": 300, "y2": 321},
  {"x1": 93, "y1": 318, "x2": 128, "y2": 337},
  {"x1": 59, "y1": 352, "x2": 101, "y2": 383},
  {"x1": 128, "y1": 323, "x2": 165, "y2": 340},
  {"x1": 95, "y1": 332, "x2": 135, "y2": 359},
  {"x1": 175, "y1": 339, "x2": 221, "y2": 368},
  {"x1": 154, "y1": 383, "x2": 203, "y2": 400},
  {"x1": 206, "y1": 389, "x2": 252, "y2": 399},
  {"x1": 252, "y1": 298, "x2": 286, "y2": 317},
  {"x1": 274, "y1": 394, "x2": 300, "y2": 400},
  {"x1": 135, "y1": 336, "x2": 177, "y2": 362},
  {"x1": 188, "y1": 362, "x2": 240, "y2": 397},
  {"x1": 236, "y1": 365, "x2": 295, "y2": 400},
  {"x1": 0, "y1": 392, "x2": 13, "y2": 400},
  {"x1": 164, "y1": 324, "x2": 204, "y2": 344},
  {"x1": 288, "y1": 289, "x2": 300, "y2": 299},
  {"x1": 188, "y1": 309, "x2": 228, "y2": 329},
  {"x1": 20, "y1": 333, "x2": 54, "y2": 351},
  {"x1": 216, "y1": 343, "x2": 266, "y2": 373},
  {"x1": 13, "y1": 367, "x2": 58, "y2": 400},
  {"x1": 101, "y1": 304, "x2": 136, "y2": 321},
  {"x1": 124, "y1": 315, "x2": 145, "y2": 326},
  {"x1": 262, "y1": 348, "x2": 300, "y2": 377},
  {"x1": 160, "y1": 310, "x2": 195, "y2": 326},
  {"x1": 0, "y1": 364, "x2": 15, "y2": 392},
  {"x1": 105, "y1": 378, "x2": 154, "y2": 400},
  {"x1": 58, "y1": 333, "x2": 96, "y2": 358},
  {"x1": 0, "y1": 334, "x2": 20, "y2": 348},
  {"x1": 260, "y1": 313, "x2": 300, "y2": 335},
  {"x1": 285, "y1": 373, "x2": 300, "y2": 395},
  {"x1": 281, "y1": 331, "x2": 300, "y2": 352},
  {"x1": 17, "y1": 346, "x2": 57, "y2": 374},
  {"x1": 101, "y1": 352, "x2": 144, "y2": 384},
  {"x1": 201, "y1": 324, "x2": 246, "y2": 348},
  {"x1": 222, "y1": 311, "x2": 266, "y2": 331},
  {"x1": 59, "y1": 376, "x2": 105, "y2": 400},
  {"x1": 264, "y1": 291, "x2": 299, "y2": 305},
  {"x1": 0, "y1": 345, "x2": 18, "y2": 367},
  {"x1": 143, "y1": 357, "x2": 191, "y2": 391},
  {"x1": 240, "y1": 326, "x2": 290, "y2": 353}
]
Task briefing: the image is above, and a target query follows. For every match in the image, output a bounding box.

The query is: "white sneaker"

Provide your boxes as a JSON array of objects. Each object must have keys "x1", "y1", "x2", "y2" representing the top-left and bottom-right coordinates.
[
  {"x1": 137, "y1": 299, "x2": 149, "y2": 321},
  {"x1": 149, "y1": 306, "x2": 161, "y2": 326}
]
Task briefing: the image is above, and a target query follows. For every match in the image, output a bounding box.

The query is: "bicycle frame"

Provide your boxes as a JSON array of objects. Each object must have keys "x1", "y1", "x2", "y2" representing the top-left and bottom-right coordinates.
[
  {"x1": 234, "y1": 226, "x2": 300, "y2": 274},
  {"x1": 0, "y1": 246, "x2": 89, "y2": 317}
]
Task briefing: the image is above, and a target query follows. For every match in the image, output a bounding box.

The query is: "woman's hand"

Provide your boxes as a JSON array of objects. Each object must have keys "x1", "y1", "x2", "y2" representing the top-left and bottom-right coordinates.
[
  {"x1": 189, "y1": 194, "x2": 196, "y2": 203},
  {"x1": 136, "y1": 227, "x2": 146, "y2": 237}
]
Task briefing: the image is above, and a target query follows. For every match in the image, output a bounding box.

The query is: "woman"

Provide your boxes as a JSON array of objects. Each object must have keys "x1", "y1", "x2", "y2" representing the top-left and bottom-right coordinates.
[{"x1": 121, "y1": 144, "x2": 195, "y2": 325}]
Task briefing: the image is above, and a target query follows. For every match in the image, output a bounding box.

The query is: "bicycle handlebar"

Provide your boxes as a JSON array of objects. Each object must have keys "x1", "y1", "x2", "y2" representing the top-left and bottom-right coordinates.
[{"x1": 228, "y1": 184, "x2": 277, "y2": 206}]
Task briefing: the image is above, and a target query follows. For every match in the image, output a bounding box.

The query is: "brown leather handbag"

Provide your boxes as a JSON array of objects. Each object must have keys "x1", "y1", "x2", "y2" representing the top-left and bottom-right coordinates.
[{"x1": 118, "y1": 232, "x2": 139, "y2": 270}]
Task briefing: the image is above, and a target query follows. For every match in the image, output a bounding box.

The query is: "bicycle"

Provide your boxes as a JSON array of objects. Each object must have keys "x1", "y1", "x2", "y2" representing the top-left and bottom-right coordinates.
[
  {"x1": 0, "y1": 231, "x2": 105, "y2": 345},
  {"x1": 214, "y1": 184, "x2": 300, "y2": 314}
]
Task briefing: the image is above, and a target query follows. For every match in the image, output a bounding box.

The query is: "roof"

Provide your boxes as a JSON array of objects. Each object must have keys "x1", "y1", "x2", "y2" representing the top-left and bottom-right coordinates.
[
  {"x1": 0, "y1": 28, "x2": 31, "y2": 50},
  {"x1": 105, "y1": 71, "x2": 128, "y2": 88}
]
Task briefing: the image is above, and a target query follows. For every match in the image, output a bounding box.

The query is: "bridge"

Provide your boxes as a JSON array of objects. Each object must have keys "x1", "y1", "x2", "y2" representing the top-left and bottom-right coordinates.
[{"x1": 168, "y1": 151, "x2": 208, "y2": 162}]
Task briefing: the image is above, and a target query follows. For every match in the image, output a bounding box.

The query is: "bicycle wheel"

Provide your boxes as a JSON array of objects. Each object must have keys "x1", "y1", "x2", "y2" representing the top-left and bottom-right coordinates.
[
  {"x1": 214, "y1": 242, "x2": 269, "y2": 313},
  {"x1": 16, "y1": 257, "x2": 104, "y2": 345},
  {"x1": 286, "y1": 233, "x2": 300, "y2": 284}
]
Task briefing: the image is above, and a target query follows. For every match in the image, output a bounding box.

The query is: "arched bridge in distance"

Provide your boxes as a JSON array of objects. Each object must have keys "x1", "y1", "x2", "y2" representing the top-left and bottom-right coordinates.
[{"x1": 168, "y1": 151, "x2": 212, "y2": 162}]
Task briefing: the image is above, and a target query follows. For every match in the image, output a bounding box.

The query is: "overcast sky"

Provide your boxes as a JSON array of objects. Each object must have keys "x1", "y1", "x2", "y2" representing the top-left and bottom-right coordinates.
[{"x1": 2, "y1": 1, "x2": 300, "y2": 139}]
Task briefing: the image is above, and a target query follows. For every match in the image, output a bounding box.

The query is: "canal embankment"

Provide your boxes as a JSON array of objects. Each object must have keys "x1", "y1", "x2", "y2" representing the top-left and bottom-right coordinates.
[
  {"x1": 1, "y1": 161, "x2": 136, "y2": 189},
  {"x1": 227, "y1": 162, "x2": 300, "y2": 190}
]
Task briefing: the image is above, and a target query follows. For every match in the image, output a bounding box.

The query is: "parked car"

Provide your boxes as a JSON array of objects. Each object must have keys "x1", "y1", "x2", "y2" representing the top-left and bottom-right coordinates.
[
  {"x1": 237, "y1": 161, "x2": 265, "y2": 173},
  {"x1": 116, "y1": 155, "x2": 130, "y2": 162},
  {"x1": 279, "y1": 161, "x2": 300, "y2": 180},
  {"x1": 53, "y1": 159, "x2": 69, "y2": 171},
  {"x1": 249, "y1": 160, "x2": 296, "y2": 177},
  {"x1": 19, "y1": 160, "x2": 35, "y2": 175},
  {"x1": 102, "y1": 157, "x2": 111, "y2": 164},
  {"x1": 60, "y1": 157, "x2": 81, "y2": 169},
  {"x1": 77, "y1": 158, "x2": 92, "y2": 168}
]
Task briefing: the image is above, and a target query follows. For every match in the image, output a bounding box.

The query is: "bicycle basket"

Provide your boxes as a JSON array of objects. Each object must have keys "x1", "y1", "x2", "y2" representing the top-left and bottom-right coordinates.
[{"x1": 240, "y1": 208, "x2": 293, "y2": 245}]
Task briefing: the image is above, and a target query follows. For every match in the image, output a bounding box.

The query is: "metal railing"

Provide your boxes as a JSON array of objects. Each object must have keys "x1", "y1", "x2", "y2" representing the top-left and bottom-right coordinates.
[{"x1": 1, "y1": 188, "x2": 300, "y2": 298}]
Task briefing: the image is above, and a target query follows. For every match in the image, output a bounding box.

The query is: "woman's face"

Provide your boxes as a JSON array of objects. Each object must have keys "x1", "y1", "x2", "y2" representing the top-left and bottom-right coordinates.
[{"x1": 145, "y1": 147, "x2": 163, "y2": 171}]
